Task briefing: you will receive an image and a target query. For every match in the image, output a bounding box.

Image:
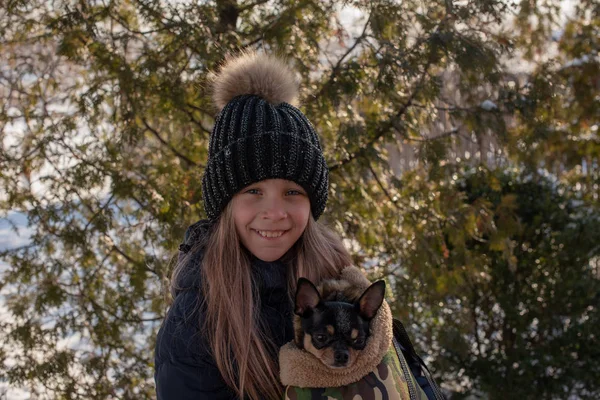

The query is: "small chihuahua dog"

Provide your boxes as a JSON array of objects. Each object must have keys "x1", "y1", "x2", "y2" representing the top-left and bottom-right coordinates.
[{"x1": 293, "y1": 277, "x2": 386, "y2": 369}]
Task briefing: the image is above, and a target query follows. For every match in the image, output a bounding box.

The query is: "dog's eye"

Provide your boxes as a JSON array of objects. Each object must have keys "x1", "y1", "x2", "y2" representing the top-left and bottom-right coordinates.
[
  {"x1": 353, "y1": 337, "x2": 365, "y2": 346},
  {"x1": 314, "y1": 334, "x2": 327, "y2": 342}
]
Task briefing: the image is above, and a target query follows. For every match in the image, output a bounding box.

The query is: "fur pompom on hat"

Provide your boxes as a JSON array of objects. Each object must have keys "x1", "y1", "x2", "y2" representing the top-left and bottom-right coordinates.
[
  {"x1": 201, "y1": 51, "x2": 329, "y2": 222},
  {"x1": 211, "y1": 50, "x2": 300, "y2": 111}
]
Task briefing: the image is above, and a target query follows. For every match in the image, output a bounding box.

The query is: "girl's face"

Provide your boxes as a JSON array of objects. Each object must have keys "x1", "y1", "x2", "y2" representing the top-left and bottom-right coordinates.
[{"x1": 231, "y1": 179, "x2": 311, "y2": 262}]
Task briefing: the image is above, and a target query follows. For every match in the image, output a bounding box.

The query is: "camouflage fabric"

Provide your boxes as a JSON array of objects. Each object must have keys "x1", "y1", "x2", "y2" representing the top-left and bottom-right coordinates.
[{"x1": 283, "y1": 346, "x2": 428, "y2": 400}]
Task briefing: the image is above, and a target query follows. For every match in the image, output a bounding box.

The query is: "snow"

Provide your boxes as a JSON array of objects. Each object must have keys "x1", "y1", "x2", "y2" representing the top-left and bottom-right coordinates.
[
  {"x1": 480, "y1": 100, "x2": 498, "y2": 111},
  {"x1": 562, "y1": 53, "x2": 600, "y2": 69}
]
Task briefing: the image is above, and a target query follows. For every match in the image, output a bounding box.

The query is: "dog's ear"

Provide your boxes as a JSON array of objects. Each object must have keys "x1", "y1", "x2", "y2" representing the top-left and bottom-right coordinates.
[
  {"x1": 295, "y1": 278, "x2": 322, "y2": 317},
  {"x1": 356, "y1": 280, "x2": 386, "y2": 320}
]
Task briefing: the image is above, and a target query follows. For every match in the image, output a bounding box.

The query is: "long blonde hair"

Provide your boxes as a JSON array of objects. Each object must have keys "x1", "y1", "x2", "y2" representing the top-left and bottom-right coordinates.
[{"x1": 170, "y1": 203, "x2": 352, "y2": 399}]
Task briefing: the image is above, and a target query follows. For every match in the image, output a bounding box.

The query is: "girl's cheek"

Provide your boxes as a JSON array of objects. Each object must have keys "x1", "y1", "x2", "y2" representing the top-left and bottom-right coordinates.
[{"x1": 239, "y1": 197, "x2": 258, "y2": 207}]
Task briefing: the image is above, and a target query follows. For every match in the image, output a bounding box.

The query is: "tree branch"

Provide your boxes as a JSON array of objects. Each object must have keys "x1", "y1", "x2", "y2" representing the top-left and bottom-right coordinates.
[
  {"x1": 328, "y1": 46, "x2": 436, "y2": 172},
  {"x1": 314, "y1": 11, "x2": 372, "y2": 100},
  {"x1": 140, "y1": 117, "x2": 201, "y2": 167},
  {"x1": 182, "y1": 107, "x2": 212, "y2": 135},
  {"x1": 403, "y1": 128, "x2": 460, "y2": 143},
  {"x1": 328, "y1": 86, "x2": 416, "y2": 172},
  {"x1": 366, "y1": 159, "x2": 401, "y2": 210},
  {"x1": 237, "y1": 0, "x2": 270, "y2": 13}
]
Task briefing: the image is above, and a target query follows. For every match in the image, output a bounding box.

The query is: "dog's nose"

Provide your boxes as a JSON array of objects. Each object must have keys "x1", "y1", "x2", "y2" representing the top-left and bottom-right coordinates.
[{"x1": 334, "y1": 350, "x2": 349, "y2": 364}]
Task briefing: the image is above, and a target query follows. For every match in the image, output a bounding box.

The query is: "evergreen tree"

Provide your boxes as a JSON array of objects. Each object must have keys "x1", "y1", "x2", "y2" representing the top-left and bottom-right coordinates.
[{"x1": 1, "y1": 0, "x2": 597, "y2": 398}]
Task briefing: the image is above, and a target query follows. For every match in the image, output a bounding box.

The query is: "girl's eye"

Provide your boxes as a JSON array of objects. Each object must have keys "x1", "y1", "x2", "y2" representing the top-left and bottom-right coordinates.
[
  {"x1": 287, "y1": 190, "x2": 304, "y2": 196},
  {"x1": 246, "y1": 188, "x2": 260, "y2": 194}
]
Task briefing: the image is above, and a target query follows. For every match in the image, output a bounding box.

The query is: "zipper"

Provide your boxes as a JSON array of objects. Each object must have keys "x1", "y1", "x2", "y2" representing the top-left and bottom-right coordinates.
[
  {"x1": 393, "y1": 337, "x2": 418, "y2": 400},
  {"x1": 392, "y1": 317, "x2": 446, "y2": 400},
  {"x1": 421, "y1": 364, "x2": 446, "y2": 400}
]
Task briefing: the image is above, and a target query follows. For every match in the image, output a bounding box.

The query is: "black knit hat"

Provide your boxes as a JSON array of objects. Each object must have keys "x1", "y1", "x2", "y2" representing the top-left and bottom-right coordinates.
[{"x1": 201, "y1": 51, "x2": 329, "y2": 222}]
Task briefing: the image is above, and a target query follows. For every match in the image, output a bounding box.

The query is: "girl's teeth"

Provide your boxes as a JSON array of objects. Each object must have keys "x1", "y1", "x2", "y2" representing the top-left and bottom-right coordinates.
[{"x1": 257, "y1": 230, "x2": 284, "y2": 238}]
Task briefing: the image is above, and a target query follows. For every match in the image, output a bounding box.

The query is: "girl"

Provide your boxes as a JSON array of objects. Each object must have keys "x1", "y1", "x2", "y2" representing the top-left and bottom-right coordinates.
[{"x1": 154, "y1": 51, "x2": 353, "y2": 399}]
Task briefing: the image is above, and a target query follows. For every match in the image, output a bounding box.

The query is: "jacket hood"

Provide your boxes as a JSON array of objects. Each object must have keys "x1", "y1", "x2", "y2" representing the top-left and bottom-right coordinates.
[
  {"x1": 278, "y1": 266, "x2": 393, "y2": 388},
  {"x1": 174, "y1": 219, "x2": 213, "y2": 294}
]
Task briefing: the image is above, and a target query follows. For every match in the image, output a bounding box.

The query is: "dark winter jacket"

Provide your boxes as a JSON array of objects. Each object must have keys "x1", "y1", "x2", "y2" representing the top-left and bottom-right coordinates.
[{"x1": 154, "y1": 220, "x2": 295, "y2": 400}]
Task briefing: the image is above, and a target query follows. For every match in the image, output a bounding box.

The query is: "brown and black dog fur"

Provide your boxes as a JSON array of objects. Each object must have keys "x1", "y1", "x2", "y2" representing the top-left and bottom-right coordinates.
[{"x1": 293, "y1": 277, "x2": 385, "y2": 369}]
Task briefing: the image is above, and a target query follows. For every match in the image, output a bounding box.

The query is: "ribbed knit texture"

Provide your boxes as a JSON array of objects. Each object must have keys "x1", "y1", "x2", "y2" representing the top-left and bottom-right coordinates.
[{"x1": 202, "y1": 94, "x2": 329, "y2": 222}]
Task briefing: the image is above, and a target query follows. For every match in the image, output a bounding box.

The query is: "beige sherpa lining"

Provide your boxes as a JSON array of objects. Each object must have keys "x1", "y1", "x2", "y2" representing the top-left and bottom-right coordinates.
[{"x1": 279, "y1": 266, "x2": 393, "y2": 388}]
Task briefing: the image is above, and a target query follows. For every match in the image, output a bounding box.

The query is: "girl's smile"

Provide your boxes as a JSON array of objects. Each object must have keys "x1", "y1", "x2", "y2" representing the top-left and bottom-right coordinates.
[{"x1": 252, "y1": 229, "x2": 289, "y2": 239}]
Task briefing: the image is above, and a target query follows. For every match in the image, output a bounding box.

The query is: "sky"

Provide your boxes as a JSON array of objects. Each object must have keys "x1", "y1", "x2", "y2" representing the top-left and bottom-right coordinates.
[{"x1": 0, "y1": 213, "x2": 31, "y2": 398}]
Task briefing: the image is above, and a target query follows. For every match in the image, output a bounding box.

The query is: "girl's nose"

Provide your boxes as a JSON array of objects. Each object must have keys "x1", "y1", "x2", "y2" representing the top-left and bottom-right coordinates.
[{"x1": 261, "y1": 197, "x2": 288, "y2": 220}]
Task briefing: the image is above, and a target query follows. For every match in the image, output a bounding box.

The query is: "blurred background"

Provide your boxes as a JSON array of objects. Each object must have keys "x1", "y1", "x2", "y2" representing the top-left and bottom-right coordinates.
[{"x1": 1, "y1": 0, "x2": 598, "y2": 398}]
